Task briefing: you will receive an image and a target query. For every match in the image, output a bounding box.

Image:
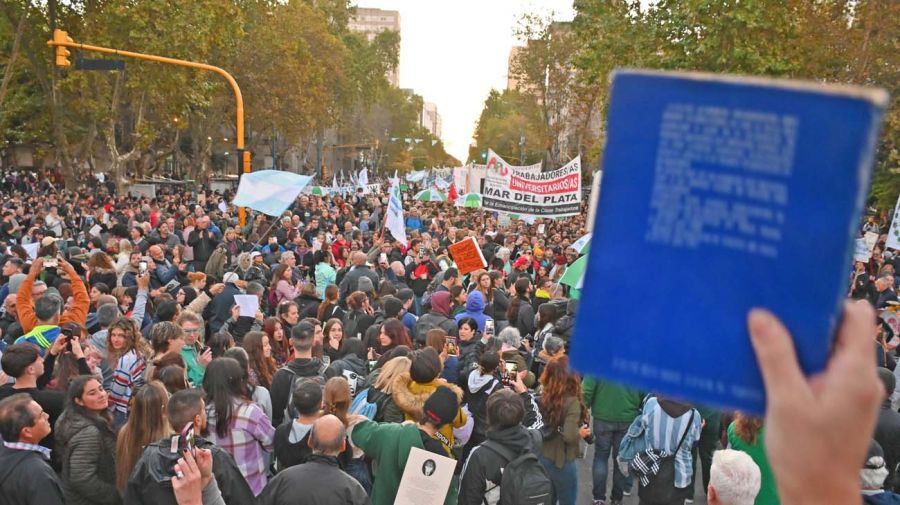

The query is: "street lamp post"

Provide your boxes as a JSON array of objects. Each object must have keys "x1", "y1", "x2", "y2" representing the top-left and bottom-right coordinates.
[{"x1": 47, "y1": 29, "x2": 252, "y2": 225}]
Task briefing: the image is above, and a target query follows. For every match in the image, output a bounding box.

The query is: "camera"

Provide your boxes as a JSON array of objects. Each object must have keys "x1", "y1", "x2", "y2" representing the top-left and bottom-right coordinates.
[{"x1": 139, "y1": 261, "x2": 148, "y2": 275}]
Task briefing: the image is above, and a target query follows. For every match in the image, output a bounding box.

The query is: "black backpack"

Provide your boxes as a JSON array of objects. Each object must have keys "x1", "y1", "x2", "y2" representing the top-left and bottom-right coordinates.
[
  {"x1": 280, "y1": 361, "x2": 329, "y2": 422},
  {"x1": 482, "y1": 435, "x2": 554, "y2": 505}
]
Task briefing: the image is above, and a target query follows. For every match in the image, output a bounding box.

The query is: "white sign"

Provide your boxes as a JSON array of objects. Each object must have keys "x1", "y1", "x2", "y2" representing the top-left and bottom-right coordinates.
[
  {"x1": 854, "y1": 238, "x2": 872, "y2": 263},
  {"x1": 394, "y1": 447, "x2": 456, "y2": 505},
  {"x1": 482, "y1": 156, "x2": 582, "y2": 217},
  {"x1": 233, "y1": 295, "x2": 260, "y2": 318},
  {"x1": 486, "y1": 149, "x2": 542, "y2": 174},
  {"x1": 887, "y1": 194, "x2": 900, "y2": 251},
  {"x1": 865, "y1": 231, "x2": 880, "y2": 252}
]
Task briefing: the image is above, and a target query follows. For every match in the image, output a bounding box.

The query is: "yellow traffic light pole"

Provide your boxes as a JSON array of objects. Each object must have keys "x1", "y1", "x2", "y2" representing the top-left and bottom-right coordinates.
[{"x1": 48, "y1": 29, "x2": 252, "y2": 225}]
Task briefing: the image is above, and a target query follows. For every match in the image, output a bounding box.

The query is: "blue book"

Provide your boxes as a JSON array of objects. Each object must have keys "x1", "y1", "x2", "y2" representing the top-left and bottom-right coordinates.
[{"x1": 571, "y1": 70, "x2": 889, "y2": 413}]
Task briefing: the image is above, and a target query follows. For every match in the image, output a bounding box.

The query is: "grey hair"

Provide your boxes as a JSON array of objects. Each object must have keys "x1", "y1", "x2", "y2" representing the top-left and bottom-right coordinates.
[
  {"x1": 34, "y1": 293, "x2": 63, "y2": 321},
  {"x1": 861, "y1": 456, "x2": 890, "y2": 490},
  {"x1": 709, "y1": 450, "x2": 761, "y2": 505},
  {"x1": 543, "y1": 336, "x2": 565, "y2": 355},
  {"x1": 97, "y1": 304, "x2": 121, "y2": 328},
  {"x1": 497, "y1": 327, "x2": 522, "y2": 349}
]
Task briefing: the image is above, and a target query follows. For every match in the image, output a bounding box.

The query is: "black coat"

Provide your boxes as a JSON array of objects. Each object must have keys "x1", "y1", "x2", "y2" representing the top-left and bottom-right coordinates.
[
  {"x1": 876, "y1": 400, "x2": 900, "y2": 487},
  {"x1": 0, "y1": 444, "x2": 65, "y2": 505},
  {"x1": 259, "y1": 454, "x2": 369, "y2": 505},
  {"x1": 124, "y1": 437, "x2": 253, "y2": 505},
  {"x1": 204, "y1": 283, "x2": 242, "y2": 334}
]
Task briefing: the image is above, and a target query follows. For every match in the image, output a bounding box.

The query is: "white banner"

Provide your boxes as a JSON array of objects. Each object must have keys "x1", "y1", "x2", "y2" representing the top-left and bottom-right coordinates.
[
  {"x1": 482, "y1": 156, "x2": 582, "y2": 217},
  {"x1": 887, "y1": 194, "x2": 900, "y2": 251},
  {"x1": 486, "y1": 149, "x2": 542, "y2": 174}
]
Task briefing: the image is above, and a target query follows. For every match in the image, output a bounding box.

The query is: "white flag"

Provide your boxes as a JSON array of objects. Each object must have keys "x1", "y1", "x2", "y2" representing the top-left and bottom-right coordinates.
[
  {"x1": 332, "y1": 175, "x2": 338, "y2": 191},
  {"x1": 386, "y1": 180, "x2": 408, "y2": 246},
  {"x1": 887, "y1": 194, "x2": 900, "y2": 251},
  {"x1": 358, "y1": 168, "x2": 369, "y2": 189}
]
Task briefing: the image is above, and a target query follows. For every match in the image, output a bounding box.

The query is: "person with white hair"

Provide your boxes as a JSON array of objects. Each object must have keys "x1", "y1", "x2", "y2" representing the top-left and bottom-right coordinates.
[
  {"x1": 861, "y1": 440, "x2": 900, "y2": 504},
  {"x1": 708, "y1": 449, "x2": 761, "y2": 505}
]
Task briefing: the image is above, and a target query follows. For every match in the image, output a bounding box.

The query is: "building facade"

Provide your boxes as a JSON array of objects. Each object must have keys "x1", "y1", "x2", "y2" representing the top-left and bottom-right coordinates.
[{"x1": 349, "y1": 7, "x2": 401, "y2": 87}]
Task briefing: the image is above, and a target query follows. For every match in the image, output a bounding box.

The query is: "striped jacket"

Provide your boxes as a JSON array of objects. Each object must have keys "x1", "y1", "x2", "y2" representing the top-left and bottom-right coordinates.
[
  {"x1": 618, "y1": 397, "x2": 702, "y2": 489},
  {"x1": 107, "y1": 349, "x2": 146, "y2": 414}
]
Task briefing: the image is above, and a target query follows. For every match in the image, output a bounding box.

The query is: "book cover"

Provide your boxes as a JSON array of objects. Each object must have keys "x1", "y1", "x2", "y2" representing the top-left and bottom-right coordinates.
[{"x1": 571, "y1": 70, "x2": 888, "y2": 413}]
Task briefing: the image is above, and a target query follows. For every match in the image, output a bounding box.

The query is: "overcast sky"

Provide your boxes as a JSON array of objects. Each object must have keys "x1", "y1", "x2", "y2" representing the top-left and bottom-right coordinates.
[{"x1": 358, "y1": 0, "x2": 576, "y2": 164}]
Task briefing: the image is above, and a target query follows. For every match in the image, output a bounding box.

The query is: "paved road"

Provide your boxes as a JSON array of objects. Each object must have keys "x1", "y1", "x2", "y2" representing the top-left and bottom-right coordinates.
[{"x1": 575, "y1": 443, "x2": 708, "y2": 505}]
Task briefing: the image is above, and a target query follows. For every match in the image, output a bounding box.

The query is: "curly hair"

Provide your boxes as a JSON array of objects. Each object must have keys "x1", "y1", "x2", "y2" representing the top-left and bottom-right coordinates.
[
  {"x1": 538, "y1": 355, "x2": 585, "y2": 429},
  {"x1": 107, "y1": 317, "x2": 150, "y2": 363}
]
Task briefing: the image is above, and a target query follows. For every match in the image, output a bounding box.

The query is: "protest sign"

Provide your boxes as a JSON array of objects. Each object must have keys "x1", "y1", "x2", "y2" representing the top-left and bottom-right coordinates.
[
  {"x1": 482, "y1": 156, "x2": 582, "y2": 217},
  {"x1": 448, "y1": 236, "x2": 487, "y2": 275},
  {"x1": 887, "y1": 194, "x2": 900, "y2": 251},
  {"x1": 233, "y1": 295, "x2": 259, "y2": 318},
  {"x1": 486, "y1": 149, "x2": 542, "y2": 174},
  {"x1": 854, "y1": 238, "x2": 872, "y2": 263},
  {"x1": 394, "y1": 447, "x2": 456, "y2": 505},
  {"x1": 865, "y1": 231, "x2": 879, "y2": 251}
]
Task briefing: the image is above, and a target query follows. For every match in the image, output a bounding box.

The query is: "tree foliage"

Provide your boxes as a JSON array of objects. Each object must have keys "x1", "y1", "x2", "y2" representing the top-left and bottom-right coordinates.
[
  {"x1": 0, "y1": 0, "x2": 455, "y2": 187},
  {"x1": 474, "y1": 0, "x2": 897, "y2": 199}
]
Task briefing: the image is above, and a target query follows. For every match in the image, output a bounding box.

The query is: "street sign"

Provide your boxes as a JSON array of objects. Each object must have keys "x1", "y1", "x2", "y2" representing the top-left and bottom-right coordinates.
[{"x1": 74, "y1": 58, "x2": 125, "y2": 71}]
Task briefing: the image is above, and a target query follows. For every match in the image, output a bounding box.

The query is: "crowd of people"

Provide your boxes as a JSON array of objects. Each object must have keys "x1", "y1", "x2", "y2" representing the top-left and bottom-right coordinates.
[{"x1": 0, "y1": 171, "x2": 892, "y2": 505}]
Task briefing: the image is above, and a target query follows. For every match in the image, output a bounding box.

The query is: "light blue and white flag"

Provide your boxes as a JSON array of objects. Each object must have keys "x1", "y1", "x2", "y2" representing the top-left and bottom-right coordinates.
[
  {"x1": 232, "y1": 170, "x2": 313, "y2": 217},
  {"x1": 406, "y1": 169, "x2": 428, "y2": 183},
  {"x1": 357, "y1": 168, "x2": 369, "y2": 190},
  {"x1": 386, "y1": 179, "x2": 408, "y2": 246}
]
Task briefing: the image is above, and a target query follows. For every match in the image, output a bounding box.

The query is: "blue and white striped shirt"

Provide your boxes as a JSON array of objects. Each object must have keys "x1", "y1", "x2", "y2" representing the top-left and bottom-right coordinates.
[{"x1": 637, "y1": 397, "x2": 702, "y2": 488}]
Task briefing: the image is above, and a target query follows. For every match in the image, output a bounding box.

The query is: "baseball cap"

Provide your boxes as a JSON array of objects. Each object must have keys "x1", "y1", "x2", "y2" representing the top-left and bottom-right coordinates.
[{"x1": 422, "y1": 386, "x2": 459, "y2": 428}]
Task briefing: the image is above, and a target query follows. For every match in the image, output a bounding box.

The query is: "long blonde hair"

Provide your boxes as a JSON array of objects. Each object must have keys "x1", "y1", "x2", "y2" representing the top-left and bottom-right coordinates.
[
  {"x1": 373, "y1": 357, "x2": 411, "y2": 394},
  {"x1": 115, "y1": 381, "x2": 170, "y2": 492}
]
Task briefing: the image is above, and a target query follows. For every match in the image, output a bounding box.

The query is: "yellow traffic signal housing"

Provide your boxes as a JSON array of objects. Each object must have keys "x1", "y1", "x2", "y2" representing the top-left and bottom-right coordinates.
[{"x1": 49, "y1": 29, "x2": 74, "y2": 67}]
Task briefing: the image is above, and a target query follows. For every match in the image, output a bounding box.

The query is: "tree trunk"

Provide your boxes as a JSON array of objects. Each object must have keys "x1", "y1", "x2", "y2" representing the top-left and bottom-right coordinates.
[{"x1": 0, "y1": 6, "x2": 26, "y2": 111}]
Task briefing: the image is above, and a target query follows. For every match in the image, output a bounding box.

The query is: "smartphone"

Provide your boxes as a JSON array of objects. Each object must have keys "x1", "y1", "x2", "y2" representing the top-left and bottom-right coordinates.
[
  {"x1": 139, "y1": 261, "x2": 148, "y2": 275},
  {"x1": 503, "y1": 362, "x2": 518, "y2": 385},
  {"x1": 484, "y1": 320, "x2": 495, "y2": 339},
  {"x1": 444, "y1": 336, "x2": 458, "y2": 356},
  {"x1": 44, "y1": 256, "x2": 58, "y2": 268},
  {"x1": 177, "y1": 423, "x2": 197, "y2": 457}
]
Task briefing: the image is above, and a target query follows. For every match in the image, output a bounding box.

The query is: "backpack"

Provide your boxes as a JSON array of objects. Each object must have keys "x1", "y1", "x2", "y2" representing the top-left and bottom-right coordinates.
[
  {"x1": 482, "y1": 436, "x2": 554, "y2": 505},
  {"x1": 281, "y1": 361, "x2": 329, "y2": 422},
  {"x1": 631, "y1": 409, "x2": 696, "y2": 503},
  {"x1": 349, "y1": 387, "x2": 379, "y2": 419}
]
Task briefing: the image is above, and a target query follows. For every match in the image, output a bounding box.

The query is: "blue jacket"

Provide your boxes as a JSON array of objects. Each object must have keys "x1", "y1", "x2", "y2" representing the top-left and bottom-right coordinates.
[
  {"x1": 455, "y1": 291, "x2": 492, "y2": 332},
  {"x1": 404, "y1": 216, "x2": 423, "y2": 231}
]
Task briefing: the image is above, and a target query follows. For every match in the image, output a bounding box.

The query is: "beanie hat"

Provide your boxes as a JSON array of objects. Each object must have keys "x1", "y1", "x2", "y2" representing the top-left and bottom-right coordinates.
[
  {"x1": 878, "y1": 367, "x2": 895, "y2": 398},
  {"x1": 410, "y1": 347, "x2": 442, "y2": 383},
  {"x1": 358, "y1": 276, "x2": 374, "y2": 293},
  {"x1": 422, "y1": 386, "x2": 459, "y2": 428},
  {"x1": 430, "y1": 291, "x2": 451, "y2": 316},
  {"x1": 383, "y1": 296, "x2": 404, "y2": 319}
]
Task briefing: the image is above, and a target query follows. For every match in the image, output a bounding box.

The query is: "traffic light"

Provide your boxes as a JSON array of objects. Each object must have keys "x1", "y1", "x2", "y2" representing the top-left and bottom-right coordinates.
[{"x1": 48, "y1": 29, "x2": 74, "y2": 67}]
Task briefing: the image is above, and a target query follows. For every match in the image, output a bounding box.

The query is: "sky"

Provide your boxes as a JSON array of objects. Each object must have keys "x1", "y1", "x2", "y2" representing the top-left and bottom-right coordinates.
[{"x1": 357, "y1": 0, "x2": 576, "y2": 164}]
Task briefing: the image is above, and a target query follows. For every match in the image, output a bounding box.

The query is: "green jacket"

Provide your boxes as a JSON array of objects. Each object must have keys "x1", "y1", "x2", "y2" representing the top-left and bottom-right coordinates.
[
  {"x1": 727, "y1": 423, "x2": 780, "y2": 505},
  {"x1": 181, "y1": 346, "x2": 204, "y2": 387},
  {"x1": 583, "y1": 375, "x2": 643, "y2": 423},
  {"x1": 351, "y1": 420, "x2": 456, "y2": 505}
]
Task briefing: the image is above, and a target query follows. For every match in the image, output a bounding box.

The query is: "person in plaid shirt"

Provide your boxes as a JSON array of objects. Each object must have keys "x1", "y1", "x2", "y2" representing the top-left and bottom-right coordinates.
[{"x1": 203, "y1": 356, "x2": 275, "y2": 496}]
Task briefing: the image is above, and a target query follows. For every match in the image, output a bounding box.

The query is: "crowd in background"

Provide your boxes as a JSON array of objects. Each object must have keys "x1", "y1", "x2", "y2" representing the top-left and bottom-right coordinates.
[{"x1": 0, "y1": 172, "x2": 894, "y2": 505}]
